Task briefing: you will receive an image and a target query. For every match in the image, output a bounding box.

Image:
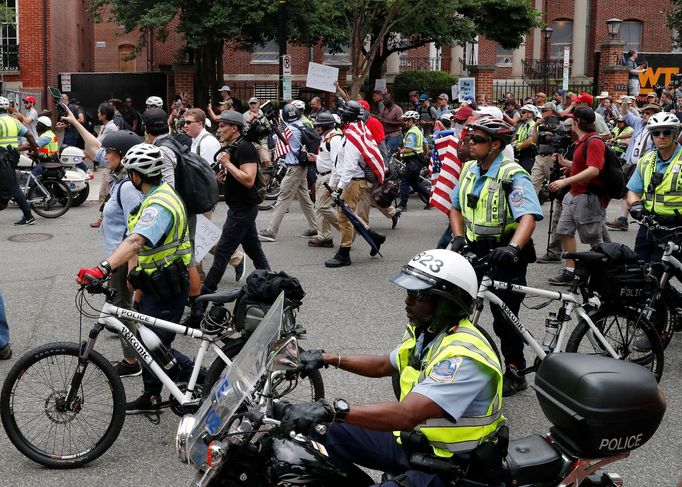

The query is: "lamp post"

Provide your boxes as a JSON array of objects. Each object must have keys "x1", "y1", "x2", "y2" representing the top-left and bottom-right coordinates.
[
  {"x1": 278, "y1": 0, "x2": 287, "y2": 103},
  {"x1": 542, "y1": 26, "x2": 553, "y2": 96},
  {"x1": 606, "y1": 18, "x2": 623, "y2": 40}
]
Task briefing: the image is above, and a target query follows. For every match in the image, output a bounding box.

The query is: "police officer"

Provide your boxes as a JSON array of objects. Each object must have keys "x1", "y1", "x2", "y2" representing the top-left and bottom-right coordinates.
[
  {"x1": 281, "y1": 250, "x2": 504, "y2": 487},
  {"x1": 76, "y1": 143, "x2": 195, "y2": 414},
  {"x1": 449, "y1": 118, "x2": 542, "y2": 396},
  {"x1": 25, "y1": 116, "x2": 59, "y2": 181},
  {"x1": 0, "y1": 96, "x2": 38, "y2": 225},
  {"x1": 397, "y1": 111, "x2": 430, "y2": 211},
  {"x1": 513, "y1": 104, "x2": 539, "y2": 172}
]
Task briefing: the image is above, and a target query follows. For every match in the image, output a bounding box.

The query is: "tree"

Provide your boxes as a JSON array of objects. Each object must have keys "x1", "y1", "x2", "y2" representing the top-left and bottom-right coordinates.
[{"x1": 667, "y1": 0, "x2": 682, "y2": 49}]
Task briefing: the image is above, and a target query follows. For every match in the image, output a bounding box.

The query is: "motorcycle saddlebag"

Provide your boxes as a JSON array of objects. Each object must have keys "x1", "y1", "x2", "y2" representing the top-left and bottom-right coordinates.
[{"x1": 533, "y1": 353, "x2": 666, "y2": 458}]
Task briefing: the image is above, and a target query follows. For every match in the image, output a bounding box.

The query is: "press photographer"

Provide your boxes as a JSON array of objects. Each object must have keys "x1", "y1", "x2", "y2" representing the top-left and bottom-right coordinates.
[
  {"x1": 530, "y1": 102, "x2": 572, "y2": 194},
  {"x1": 243, "y1": 98, "x2": 275, "y2": 168}
]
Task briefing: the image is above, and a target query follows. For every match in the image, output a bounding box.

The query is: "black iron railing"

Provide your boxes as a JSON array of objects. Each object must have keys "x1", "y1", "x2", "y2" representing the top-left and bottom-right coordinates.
[
  {"x1": 0, "y1": 44, "x2": 19, "y2": 71},
  {"x1": 399, "y1": 56, "x2": 451, "y2": 73},
  {"x1": 521, "y1": 59, "x2": 570, "y2": 81}
]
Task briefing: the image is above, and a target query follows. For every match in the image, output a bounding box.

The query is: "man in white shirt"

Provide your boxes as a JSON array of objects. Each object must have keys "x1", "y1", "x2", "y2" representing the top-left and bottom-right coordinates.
[
  {"x1": 183, "y1": 108, "x2": 222, "y2": 165},
  {"x1": 14, "y1": 95, "x2": 39, "y2": 143}
]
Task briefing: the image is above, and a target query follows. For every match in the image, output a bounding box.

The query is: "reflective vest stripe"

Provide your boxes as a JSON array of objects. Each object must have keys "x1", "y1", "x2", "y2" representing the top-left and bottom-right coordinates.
[
  {"x1": 640, "y1": 148, "x2": 682, "y2": 216},
  {"x1": 0, "y1": 116, "x2": 20, "y2": 147},
  {"x1": 420, "y1": 410, "x2": 503, "y2": 428},
  {"x1": 403, "y1": 126, "x2": 423, "y2": 155},
  {"x1": 37, "y1": 131, "x2": 58, "y2": 155}
]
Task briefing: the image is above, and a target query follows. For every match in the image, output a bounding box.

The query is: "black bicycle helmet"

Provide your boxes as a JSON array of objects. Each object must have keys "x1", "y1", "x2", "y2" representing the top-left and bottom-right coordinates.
[
  {"x1": 282, "y1": 103, "x2": 300, "y2": 123},
  {"x1": 313, "y1": 112, "x2": 336, "y2": 129},
  {"x1": 101, "y1": 130, "x2": 142, "y2": 156},
  {"x1": 467, "y1": 117, "x2": 513, "y2": 146},
  {"x1": 339, "y1": 101, "x2": 363, "y2": 124}
]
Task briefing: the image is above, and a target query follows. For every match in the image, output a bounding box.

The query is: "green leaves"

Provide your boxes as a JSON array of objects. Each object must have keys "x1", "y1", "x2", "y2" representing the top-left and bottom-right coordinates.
[{"x1": 668, "y1": 0, "x2": 682, "y2": 49}]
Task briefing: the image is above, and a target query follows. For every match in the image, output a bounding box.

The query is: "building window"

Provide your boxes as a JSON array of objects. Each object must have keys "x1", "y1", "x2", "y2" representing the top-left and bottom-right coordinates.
[
  {"x1": 118, "y1": 44, "x2": 136, "y2": 72},
  {"x1": 252, "y1": 40, "x2": 279, "y2": 63},
  {"x1": 621, "y1": 20, "x2": 642, "y2": 53},
  {"x1": 550, "y1": 19, "x2": 573, "y2": 59},
  {"x1": 0, "y1": 0, "x2": 18, "y2": 71},
  {"x1": 323, "y1": 45, "x2": 350, "y2": 65},
  {"x1": 496, "y1": 43, "x2": 513, "y2": 66}
]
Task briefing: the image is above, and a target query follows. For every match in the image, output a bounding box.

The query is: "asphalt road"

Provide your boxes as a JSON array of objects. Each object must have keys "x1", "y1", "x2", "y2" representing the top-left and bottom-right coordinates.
[{"x1": 0, "y1": 180, "x2": 680, "y2": 486}]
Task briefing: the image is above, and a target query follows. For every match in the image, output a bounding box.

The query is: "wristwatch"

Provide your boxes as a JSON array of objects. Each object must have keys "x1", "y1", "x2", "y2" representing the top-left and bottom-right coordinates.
[
  {"x1": 99, "y1": 260, "x2": 112, "y2": 276},
  {"x1": 333, "y1": 399, "x2": 350, "y2": 422}
]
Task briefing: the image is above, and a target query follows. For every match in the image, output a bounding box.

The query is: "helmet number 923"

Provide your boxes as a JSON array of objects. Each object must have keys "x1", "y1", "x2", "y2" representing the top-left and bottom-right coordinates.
[{"x1": 411, "y1": 252, "x2": 444, "y2": 273}]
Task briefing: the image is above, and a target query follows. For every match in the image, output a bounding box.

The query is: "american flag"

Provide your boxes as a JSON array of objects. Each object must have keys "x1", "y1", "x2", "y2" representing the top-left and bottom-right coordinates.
[
  {"x1": 343, "y1": 121, "x2": 386, "y2": 185},
  {"x1": 429, "y1": 129, "x2": 463, "y2": 216},
  {"x1": 274, "y1": 118, "x2": 293, "y2": 159}
]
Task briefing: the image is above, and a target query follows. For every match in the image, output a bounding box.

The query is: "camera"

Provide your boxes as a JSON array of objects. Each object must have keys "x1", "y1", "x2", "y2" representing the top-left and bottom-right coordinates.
[
  {"x1": 671, "y1": 73, "x2": 682, "y2": 89},
  {"x1": 242, "y1": 100, "x2": 277, "y2": 143},
  {"x1": 537, "y1": 119, "x2": 573, "y2": 155}
]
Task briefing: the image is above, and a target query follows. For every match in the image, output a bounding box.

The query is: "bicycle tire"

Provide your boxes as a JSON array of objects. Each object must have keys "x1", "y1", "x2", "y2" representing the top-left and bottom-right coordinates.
[
  {"x1": 265, "y1": 178, "x2": 282, "y2": 200},
  {"x1": 0, "y1": 342, "x2": 126, "y2": 468},
  {"x1": 28, "y1": 179, "x2": 72, "y2": 218},
  {"x1": 565, "y1": 308, "x2": 664, "y2": 382},
  {"x1": 204, "y1": 341, "x2": 324, "y2": 403}
]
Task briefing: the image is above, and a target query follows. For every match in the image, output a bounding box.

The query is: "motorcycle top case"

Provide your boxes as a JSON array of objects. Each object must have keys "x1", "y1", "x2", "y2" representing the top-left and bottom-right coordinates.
[{"x1": 532, "y1": 353, "x2": 666, "y2": 458}]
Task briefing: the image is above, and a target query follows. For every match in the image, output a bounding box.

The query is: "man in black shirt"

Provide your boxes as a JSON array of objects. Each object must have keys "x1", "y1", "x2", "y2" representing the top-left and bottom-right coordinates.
[{"x1": 201, "y1": 111, "x2": 270, "y2": 295}]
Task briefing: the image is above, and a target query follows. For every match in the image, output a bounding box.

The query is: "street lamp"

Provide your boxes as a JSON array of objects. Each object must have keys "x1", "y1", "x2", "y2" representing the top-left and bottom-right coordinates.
[
  {"x1": 542, "y1": 26, "x2": 553, "y2": 95},
  {"x1": 606, "y1": 18, "x2": 623, "y2": 40}
]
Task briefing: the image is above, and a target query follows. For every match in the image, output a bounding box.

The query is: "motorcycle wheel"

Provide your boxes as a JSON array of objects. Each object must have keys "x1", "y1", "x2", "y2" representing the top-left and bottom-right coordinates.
[
  {"x1": 28, "y1": 179, "x2": 72, "y2": 218},
  {"x1": 204, "y1": 341, "x2": 325, "y2": 403},
  {"x1": 70, "y1": 183, "x2": 90, "y2": 207}
]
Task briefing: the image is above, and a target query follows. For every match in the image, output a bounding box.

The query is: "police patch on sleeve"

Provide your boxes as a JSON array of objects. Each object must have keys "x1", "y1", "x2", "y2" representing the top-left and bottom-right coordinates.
[
  {"x1": 429, "y1": 357, "x2": 463, "y2": 383},
  {"x1": 137, "y1": 206, "x2": 159, "y2": 227},
  {"x1": 509, "y1": 187, "x2": 525, "y2": 207}
]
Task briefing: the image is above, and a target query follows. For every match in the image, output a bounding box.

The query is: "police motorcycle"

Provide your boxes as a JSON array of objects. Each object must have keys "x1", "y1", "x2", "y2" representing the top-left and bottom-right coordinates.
[{"x1": 177, "y1": 293, "x2": 666, "y2": 487}]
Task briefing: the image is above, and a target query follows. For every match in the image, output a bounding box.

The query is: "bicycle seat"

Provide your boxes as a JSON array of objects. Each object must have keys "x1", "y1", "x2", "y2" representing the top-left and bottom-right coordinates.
[
  {"x1": 196, "y1": 287, "x2": 242, "y2": 304},
  {"x1": 561, "y1": 251, "x2": 607, "y2": 264}
]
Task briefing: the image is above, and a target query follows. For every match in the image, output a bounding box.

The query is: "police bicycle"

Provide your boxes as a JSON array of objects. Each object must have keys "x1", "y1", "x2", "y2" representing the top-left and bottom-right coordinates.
[
  {"x1": 0, "y1": 277, "x2": 323, "y2": 468},
  {"x1": 14, "y1": 156, "x2": 72, "y2": 218}
]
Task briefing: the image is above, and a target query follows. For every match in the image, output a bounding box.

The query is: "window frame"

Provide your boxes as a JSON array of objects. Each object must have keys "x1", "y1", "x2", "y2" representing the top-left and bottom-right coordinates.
[
  {"x1": 620, "y1": 20, "x2": 642, "y2": 53},
  {"x1": 251, "y1": 40, "x2": 279, "y2": 65},
  {"x1": 549, "y1": 19, "x2": 573, "y2": 60}
]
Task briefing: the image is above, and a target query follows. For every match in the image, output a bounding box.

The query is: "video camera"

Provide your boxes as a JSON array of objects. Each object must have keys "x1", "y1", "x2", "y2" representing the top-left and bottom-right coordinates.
[
  {"x1": 242, "y1": 100, "x2": 278, "y2": 143},
  {"x1": 537, "y1": 117, "x2": 573, "y2": 155}
]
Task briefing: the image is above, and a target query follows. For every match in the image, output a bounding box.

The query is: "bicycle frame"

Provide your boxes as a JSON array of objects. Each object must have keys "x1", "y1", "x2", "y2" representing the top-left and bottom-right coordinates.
[
  {"x1": 470, "y1": 275, "x2": 619, "y2": 362},
  {"x1": 15, "y1": 169, "x2": 52, "y2": 204}
]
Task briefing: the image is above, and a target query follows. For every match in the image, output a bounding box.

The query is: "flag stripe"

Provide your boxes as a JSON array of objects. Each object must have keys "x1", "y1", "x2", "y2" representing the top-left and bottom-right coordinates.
[
  {"x1": 429, "y1": 132, "x2": 463, "y2": 216},
  {"x1": 344, "y1": 121, "x2": 386, "y2": 185}
]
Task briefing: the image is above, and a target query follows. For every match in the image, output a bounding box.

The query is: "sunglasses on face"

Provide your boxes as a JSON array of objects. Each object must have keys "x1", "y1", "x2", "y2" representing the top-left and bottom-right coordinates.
[
  {"x1": 407, "y1": 289, "x2": 432, "y2": 302},
  {"x1": 183, "y1": 120, "x2": 198, "y2": 125},
  {"x1": 651, "y1": 129, "x2": 674, "y2": 137},
  {"x1": 470, "y1": 135, "x2": 491, "y2": 145}
]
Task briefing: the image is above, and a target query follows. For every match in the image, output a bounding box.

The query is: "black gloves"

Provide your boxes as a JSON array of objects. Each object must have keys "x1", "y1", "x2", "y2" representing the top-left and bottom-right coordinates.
[
  {"x1": 489, "y1": 245, "x2": 521, "y2": 265},
  {"x1": 450, "y1": 236, "x2": 467, "y2": 253},
  {"x1": 299, "y1": 349, "x2": 328, "y2": 379},
  {"x1": 274, "y1": 399, "x2": 335, "y2": 435},
  {"x1": 629, "y1": 200, "x2": 645, "y2": 220}
]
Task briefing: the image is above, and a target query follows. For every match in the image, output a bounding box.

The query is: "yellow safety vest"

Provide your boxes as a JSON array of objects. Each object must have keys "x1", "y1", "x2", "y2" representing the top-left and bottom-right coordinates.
[
  {"x1": 0, "y1": 115, "x2": 21, "y2": 148},
  {"x1": 37, "y1": 129, "x2": 59, "y2": 157},
  {"x1": 403, "y1": 125, "x2": 423, "y2": 156},
  {"x1": 639, "y1": 146, "x2": 682, "y2": 216},
  {"x1": 457, "y1": 158, "x2": 527, "y2": 242},
  {"x1": 127, "y1": 182, "x2": 192, "y2": 274},
  {"x1": 515, "y1": 120, "x2": 535, "y2": 146},
  {"x1": 393, "y1": 320, "x2": 504, "y2": 457}
]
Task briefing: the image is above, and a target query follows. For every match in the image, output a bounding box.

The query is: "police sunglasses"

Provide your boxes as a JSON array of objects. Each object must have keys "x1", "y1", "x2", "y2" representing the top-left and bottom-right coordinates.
[
  {"x1": 406, "y1": 289, "x2": 433, "y2": 301},
  {"x1": 469, "y1": 135, "x2": 491, "y2": 145},
  {"x1": 651, "y1": 129, "x2": 674, "y2": 138}
]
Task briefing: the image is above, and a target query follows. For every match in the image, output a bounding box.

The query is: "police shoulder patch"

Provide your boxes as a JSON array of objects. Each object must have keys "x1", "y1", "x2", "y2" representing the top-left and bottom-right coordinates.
[
  {"x1": 429, "y1": 357, "x2": 463, "y2": 383},
  {"x1": 137, "y1": 206, "x2": 159, "y2": 227},
  {"x1": 509, "y1": 187, "x2": 525, "y2": 207}
]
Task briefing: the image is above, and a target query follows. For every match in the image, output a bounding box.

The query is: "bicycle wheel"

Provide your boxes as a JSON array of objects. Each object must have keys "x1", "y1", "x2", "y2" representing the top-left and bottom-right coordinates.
[
  {"x1": 265, "y1": 177, "x2": 282, "y2": 200},
  {"x1": 204, "y1": 341, "x2": 324, "y2": 403},
  {"x1": 28, "y1": 179, "x2": 72, "y2": 218},
  {"x1": 565, "y1": 308, "x2": 664, "y2": 382},
  {"x1": 0, "y1": 342, "x2": 126, "y2": 468}
]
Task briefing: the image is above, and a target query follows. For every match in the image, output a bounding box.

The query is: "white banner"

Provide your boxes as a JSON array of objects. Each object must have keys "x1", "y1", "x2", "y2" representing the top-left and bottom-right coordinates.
[
  {"x1": 193, "y1": 214, "x2": 221, "y2": 263},
  {"x1": 374, "y1": 79, "x2": 387, "y2": 93},
  {"x1": 305, "y1": 62, "x2": 339, "y2": 93},
  {"x1": 458, "y1": 77, "x2": 475, "y2": 102}
]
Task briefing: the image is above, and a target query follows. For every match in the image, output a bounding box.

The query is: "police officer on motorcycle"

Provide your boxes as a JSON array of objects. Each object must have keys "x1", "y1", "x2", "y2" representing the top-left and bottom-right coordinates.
[{"x1": 282, "y1": 249, "x2": 504, "y2": 487}]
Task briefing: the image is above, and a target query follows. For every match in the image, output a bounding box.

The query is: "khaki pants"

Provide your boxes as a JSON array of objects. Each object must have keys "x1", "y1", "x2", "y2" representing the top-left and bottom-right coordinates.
[
  {"x1": 531, "y1": 154, "x2": 553, "y2": 194},
  {"x1": 314, "y1": 173, "x2": 339, "y2": 241},
  {"x1": 357, "y1": 194, "x2": 397, "y2": 223},
  {"x1": 109, "y1": 265, "x2": 139, "y2": 361},
  {"x1": 339, "y1": 179, "x2": 372, "y2": 248},
  {"x1": 267, "y1": 165, "x2": 317, "y2": 236},
  {"x1": 255, "y1": 141, "x2": 271, "y2": 168}
]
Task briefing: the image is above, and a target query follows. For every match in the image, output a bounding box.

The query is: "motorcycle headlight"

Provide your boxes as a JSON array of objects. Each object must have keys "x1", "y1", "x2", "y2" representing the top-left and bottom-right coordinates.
[{"x1": 176, "y1": 415, "x2": 196, "y2": 463}]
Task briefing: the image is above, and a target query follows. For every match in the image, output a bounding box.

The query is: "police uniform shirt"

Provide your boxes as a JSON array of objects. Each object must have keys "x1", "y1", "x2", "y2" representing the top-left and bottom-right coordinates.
[
  {"x1": 131, "y1": 186, "x2": 174, "y2": 247},
  {"x1": 0, "y1": 113, "x2": 28, "y2": 140},
  {"x1": 389, "y1": 338, "x2": 497, "y2": 420},
  {"x1": 403, "y1": 129, "x2": 422, "y2": 151},
  {"x1": 36, "y1": 133, "x2": 54, "y2": 148},
  {"x1": 451, "y1": 152, "x2": 544, "y2": 222},
  {"x1": 627, "y1": 144, "x2": 682, "y2": 195}
]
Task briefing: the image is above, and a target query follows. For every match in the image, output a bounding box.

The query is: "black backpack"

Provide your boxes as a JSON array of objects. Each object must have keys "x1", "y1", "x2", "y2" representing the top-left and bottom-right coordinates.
[
  {"x1": 292, "y1": 122, "x2": 322, "y2": 158},
  {"x1": 583, "y1": 135, "x2": 627, "y2": 200},
  {"x1": 0, "y1": 147, "x2": 17, "y2": 211},
  {"x1": 155, "y1": 137, "x2": 219, "y2": 215}
]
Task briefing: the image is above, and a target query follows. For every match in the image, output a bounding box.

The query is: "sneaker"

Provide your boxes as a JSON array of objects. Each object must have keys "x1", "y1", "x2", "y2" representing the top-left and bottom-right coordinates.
[
  {"x1": 14, "y1": 216, "x2": 35, "y2": 226},
  {"x1": 537, "y1": 253, "x2": 561, "y2": 264},
  {"x1": 234, "y1": 256, "x2": 246, "y2": 282},
  {"x1": 299, "y1": 228, "x2": 317, "y2": 238},
  {"x1": 0, "y1": 344, "x2": 12, "y2": 360},
  {"x1": 548, "y1": 269, "x2": 575, "y2": 286},
  {"x1": 126, "y1": 393, "x2": 163, "y2": 415},
  {"x1": 605, "y1": 218, "x2": 628, "y2": 231},
  {"x1": 391, "y1": 209, "x2": 401, "y2": 230},
  {"x1": 258, "y1": 229, "x2": 277, "y2": 242},
  {"x1": 113, "y1": 360, "x2": 142, "y2": 378},
  {"x1": 89, "y1": 216, "x2": 102, "y2": 228},
  {"x1": 308, "y1": 238, "x2": 334, "y2": 248},
  {"x1": 502, "y1": 366, "x2": 528, "y2": 397}
]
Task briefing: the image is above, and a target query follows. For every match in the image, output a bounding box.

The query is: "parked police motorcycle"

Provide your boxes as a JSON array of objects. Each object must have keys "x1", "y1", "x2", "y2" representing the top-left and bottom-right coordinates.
[{"x1": 177, "y1": 293, "x2": 666, "y2": 487}]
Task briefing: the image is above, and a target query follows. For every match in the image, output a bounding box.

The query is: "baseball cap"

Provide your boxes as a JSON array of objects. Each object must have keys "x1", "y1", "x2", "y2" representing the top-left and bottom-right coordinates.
[
  {"x1": 574, "y1": 92, "x2": 594, "y2": 105},
  {"x1": 541, "y1": 102, "x2": 557, "y2": 112},
  {"x1": 454, "y1": 106, "x2": 474, "y2": 122},
  {"x1": 358, "y1": 99, "x2": 370, "y2": 111},
  {"x1": 573, "y1": 106, "x2": 596, "y2": 123},
  {"x1": 248, "y1": 97, "x2": 259, "y2": 104},
  {"x1": 463, "y1": 95, "x2": 474, "y2": 102},
  {"x1": 437, "y1": 93, "x2": 449, "y2": 101},
  {"x1": 219, "y1": 85, "x2": 231, "y2": 92},
  {"x1": 418, "y1": 93, "x2": 429, "y2": 102},
  {"x1": 646, "y1": 92, "x2": 657, "y2": 98},
  {"x1": 22, "y1": 96, "x2": 36, "y2": 103}
]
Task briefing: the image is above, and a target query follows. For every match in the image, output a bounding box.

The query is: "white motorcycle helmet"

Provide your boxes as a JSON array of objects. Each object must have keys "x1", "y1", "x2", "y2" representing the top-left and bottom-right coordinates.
[
  {"x1": 60, "y1": 146, "x2": 86, "y2": 166},
  {"x1": 0, "y1": 97, "x2": 9, "y2": 110},
  {"x1": 122, "y1": 143, "x2": 165, "y2": 176},
  {"x1": 145, "y1": 96, "x2": 164, "y2": 108},
  {"x1": 401, "y1": 110, "x2": 420, "y2": 121},
  {"x1": 37, "y1": 116, "x2": 52, "y2": 128},
  {"x1": 390, "y1": 249, "x2": 478, "y2": 314}
]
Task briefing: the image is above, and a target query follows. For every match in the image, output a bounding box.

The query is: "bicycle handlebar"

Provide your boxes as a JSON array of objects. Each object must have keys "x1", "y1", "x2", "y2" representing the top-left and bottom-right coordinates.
[{"x1": 80, "y1": 277, "x2": 115, "y2": 300}]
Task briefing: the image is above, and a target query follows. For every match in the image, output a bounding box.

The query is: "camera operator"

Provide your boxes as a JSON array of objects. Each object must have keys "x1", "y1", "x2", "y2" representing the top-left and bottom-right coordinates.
[
  {"x1": 530, "y1": 101, "x2": 563, "y2": 193},
  {"x1": 243, "y1": 97, "x2": 272, "y2": 169},
  {"x1": 547, "y1": 107, "x2": 606, "y2": 286}
]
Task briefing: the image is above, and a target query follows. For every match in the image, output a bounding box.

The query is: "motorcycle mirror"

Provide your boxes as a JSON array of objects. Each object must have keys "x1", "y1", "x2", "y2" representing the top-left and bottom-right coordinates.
[{"x1": 266, "y1": 336, "x2": 300, "y2": 373}]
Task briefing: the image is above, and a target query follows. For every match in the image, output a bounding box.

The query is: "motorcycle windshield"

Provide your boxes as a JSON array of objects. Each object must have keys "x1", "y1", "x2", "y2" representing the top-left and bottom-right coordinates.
[{"x1": 186, "y1": 292, "x2": 285, "y2": 468}]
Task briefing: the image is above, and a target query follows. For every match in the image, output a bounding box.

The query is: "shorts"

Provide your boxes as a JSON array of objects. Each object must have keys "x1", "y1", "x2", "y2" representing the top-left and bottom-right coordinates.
[
  {"x1": 627, "y1": 78, "x2": 640, "y2": 97},
  {"x1": 556, "y1": 192, "x2": 604, "y2": 246}
]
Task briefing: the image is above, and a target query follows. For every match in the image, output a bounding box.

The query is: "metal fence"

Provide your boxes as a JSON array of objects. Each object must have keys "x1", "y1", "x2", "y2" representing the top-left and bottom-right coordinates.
[
  {"x1": 493, "y1": 79, "x2": 594, "y2": 102},
  {"x1": 4, "y1": 89, "x2": 43, "y2": 111}
]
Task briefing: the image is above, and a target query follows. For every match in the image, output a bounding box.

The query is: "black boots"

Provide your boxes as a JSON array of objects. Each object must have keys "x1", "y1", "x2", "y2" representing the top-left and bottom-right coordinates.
[
  {"x1": 367, "y1": 229, "x2": 386, "y2": 256},
  {"x1": 325, "y1": 246, "x2": 351, "y2": 268}
]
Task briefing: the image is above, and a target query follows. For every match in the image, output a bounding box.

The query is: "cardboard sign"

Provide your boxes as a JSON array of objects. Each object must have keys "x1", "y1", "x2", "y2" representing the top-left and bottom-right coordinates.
[
  {"x1": 306, "y1": 62, "x2": 339, "y2": 93},
  {"x1": 451, "y1": 84, "x2": 459, "y2": 101},
  {"x1": 458, "y1": 78, "x2": 475, "y2": 102},
  {"x1": 193, "y1": 214, "x2": 222, "y2": 263},
  {"x1": 374, "y1": 79, "x2": 387, "y2": 93}
]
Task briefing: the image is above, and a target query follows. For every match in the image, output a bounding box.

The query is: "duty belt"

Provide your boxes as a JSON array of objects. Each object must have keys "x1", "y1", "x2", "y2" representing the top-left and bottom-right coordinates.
[
  {"x1": 351, "y1": 177, "x2": 366, "y2": 181},
  {"x1": 317, "y1": 170, "x2": 331, "y2": 176}
]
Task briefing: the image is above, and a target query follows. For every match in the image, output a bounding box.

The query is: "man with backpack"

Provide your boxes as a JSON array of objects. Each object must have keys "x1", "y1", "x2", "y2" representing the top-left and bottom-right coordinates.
[{"x1": 547, "y1": 107, "x2": 608, "y2": 286}]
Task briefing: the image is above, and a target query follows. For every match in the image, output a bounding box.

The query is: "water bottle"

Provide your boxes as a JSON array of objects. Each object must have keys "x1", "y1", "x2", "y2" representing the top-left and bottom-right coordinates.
[
  {"x1": 542, "y1": 313, "x2": 560, "y2": 352},
  {"x1": 138, "y1": 325, "x2": 178, "y2": 370}
]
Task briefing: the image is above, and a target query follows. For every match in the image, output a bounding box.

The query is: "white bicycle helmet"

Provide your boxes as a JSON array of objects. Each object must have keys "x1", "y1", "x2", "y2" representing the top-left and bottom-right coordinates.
[
  {"x1": 291, "y1": 100, "x2": 306, "y2": 110},
  {"x1": 402, "y1": 110, "x2": 420, "y2": 121},
  {"x1": 122, "y1": 143, "x2": 165, "y2": 176},
  {"x1": 440, "y1": 113, "x2": 455, "y2": 122},
  {"x1": 60, "y1": 146, "x2": 86, "y2": 166},
  {"x1": 37, "y1": 116, "x2": 52, "y2": 128},
  {"x1": 390, "y1": 249, "x2": 478, "y2": 313},
  {"x1": 0, "y1": 97, "x2": 9, "y2": 110},
  {"x1": 520, "y1": 104, "x2": 539, "y2": 117},
  {"x1": 647, "y1": 112, "x2": 681, "y2": 131},
  {"x1": 145, "y1": 96, "x2": 164, "y2": 108}
]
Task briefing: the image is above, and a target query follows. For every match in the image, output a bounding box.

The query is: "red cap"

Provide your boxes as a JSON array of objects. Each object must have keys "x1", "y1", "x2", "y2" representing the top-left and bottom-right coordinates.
[
  {"x1": 358, "y1": 100, "x2": 370, "y2": 110},
  {"x1": 455, "y1": 106, "x2": 474, "y2": 122},
  {"x1": 574, "y1": 92, "x2": 593, "y2": 105},
  {"x1": 22, "y1": 96, "x2": 36, "y2": 103}
]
